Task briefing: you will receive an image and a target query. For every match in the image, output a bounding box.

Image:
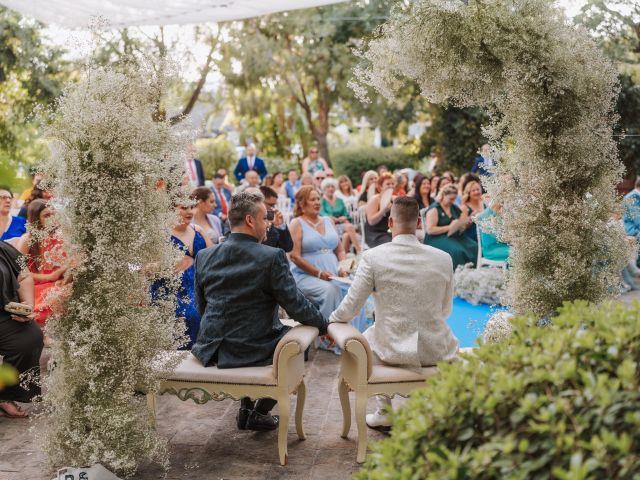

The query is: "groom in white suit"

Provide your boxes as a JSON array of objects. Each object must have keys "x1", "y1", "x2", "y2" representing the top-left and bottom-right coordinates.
[{"x1": 329, "y1": 196, "x2": 459, "y2": 429}]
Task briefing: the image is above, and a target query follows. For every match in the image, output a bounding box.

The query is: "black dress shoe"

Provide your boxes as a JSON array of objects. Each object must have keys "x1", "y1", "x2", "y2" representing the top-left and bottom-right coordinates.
[
  {"x1": 236, "y1": 407, "x2": 252, "y2": 430},
  {"x1": 245, "y1": 411, "x2": 279, "y2": 431}
]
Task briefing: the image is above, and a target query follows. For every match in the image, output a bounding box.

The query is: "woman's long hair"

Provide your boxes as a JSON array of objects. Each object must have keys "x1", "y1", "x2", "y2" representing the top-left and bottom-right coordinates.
[
  {"x1": 27, "y1": 199, "x2": 49, "y2": 271},
  {"x1": 294, "y1": 185, "x2": 317, "y2": 217}
]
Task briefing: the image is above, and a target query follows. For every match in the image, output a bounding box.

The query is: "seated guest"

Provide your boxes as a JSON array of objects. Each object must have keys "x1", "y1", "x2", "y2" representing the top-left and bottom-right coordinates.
[
  {"x1": 336, "y1": 175, "x2": 358, "y2": 207},
  {"x1": 284, "y1": 169, "x2": 301, "y2": 203},
  {"x1": 17, "y1": 184, "x2": 52, "y2": 219},
  {"x1": 270, "y1": 171, "x2": 286, "y2": 197},
  {"x1": 330, "y1": 197, "x2": 459, "y2": 429},
  {"x1": 412, "y1": 175, "x2": 432, "y2": 210},
  {"x1": 19, "y1": 171, "x2": 42, "y2": 202},
  {"x1": 236, "y1": 170, "x2": 261, "y2": 193},
  {"x1": 424, "y1": 184, "x2": 478, "y2": 270},
  {"x1": 17, "y1": 200, "x2": 66, "y2": 326},
  {"x1": 460, "y1": 179, "x2": 486, "y2": 241},
  {"x1": 312, "y1": 170, "x2": 327, "y2": 193},
  {"x1": 623, "y1": 177, "x2": 640, "y2": 243},
  {"x1": 289, "y1": 186, "x2": 349, "y2": 319},
  {"x1": 476, "y1": 203, "x2": 509, "y2": 263},
  {"x1": 192, "y1": 191, "x2": 328, "y2": 431},
  {"x1": 300, "y1": 172, "x2": 314, "y2": 187},
  {"x1": 365, "y1": 173, "x2": 396, "y2": 247},
  {"x1": 260, "y1": 186, "x2": 293, "y2": 252},
  {"x1": 217, "y1": 169, "x2": 235, "y2": 194},
  {"x1": 0, "y1": 240, "x2": 43, "y2": 418},
  {"x1": 0, "y1": 189, "x2": 26, "y2": 243},
  {"x1": 211, "y1": 173, "x2": 232, "y2": 223},
  {"x1": 153, "y1": 201, "x2": 211, "y2": 350},
  {"x1": 432, "y1": 175, "x2": 452, "y2": 203},
  {"x1": 302, "y1": 146, "x2": 329, "y2": 175},
  {"x1": 191, "y1": 187, "x2": 224, "y2": 244},
  {"x1": 320, "y1": 179, "x2": 361, "y2": 254},
  {"x1": 357, "y1": 170, "x2": 378, "y2": 207},
  {"x1": 393, "y1": 172, "x2": 408, "y2": 196}
]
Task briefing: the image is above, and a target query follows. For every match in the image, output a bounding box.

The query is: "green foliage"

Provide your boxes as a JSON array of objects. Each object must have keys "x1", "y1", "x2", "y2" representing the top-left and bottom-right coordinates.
[
  {"x1": 358, "y1": 301, "x2": 640, "y2": 479},
  {"x1": 616, "y1": 74, "x2": 640, "y2": 178},
  {"x1": 0, "y1": 7, "x2": 66, "y2": 190},
  {"x1": 331, "y1": 146, "x2": 417, "y2": 185},
  {"x1": 420, "y1": 105, "x2": 488, "y2": 174},
  {"x1": 217, "y1": 0, "x2": 399, "y2": 161},
  {"x1": 195, "y1": 137, "x2": 237, "y2": 180}
]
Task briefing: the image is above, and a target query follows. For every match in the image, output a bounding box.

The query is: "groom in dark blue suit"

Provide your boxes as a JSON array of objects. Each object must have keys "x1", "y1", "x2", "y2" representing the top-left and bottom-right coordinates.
[
  {"x1": 233, "y1": 144, "x2": 268, "y2": 183},
  {"x1": 193, "y1": 191, "x2": 327, "y2": 431}
]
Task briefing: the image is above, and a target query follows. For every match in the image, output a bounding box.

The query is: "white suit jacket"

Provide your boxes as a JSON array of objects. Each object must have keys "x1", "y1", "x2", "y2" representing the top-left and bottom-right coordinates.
[{"x1": 330, "y1": 234, "x2": 459, "y2": 370}]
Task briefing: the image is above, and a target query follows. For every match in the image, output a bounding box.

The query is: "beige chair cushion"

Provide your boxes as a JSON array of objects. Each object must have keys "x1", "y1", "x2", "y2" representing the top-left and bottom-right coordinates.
[
  {"x1": 368, "y1": 364, "x2": 439, "y2": 384},
  {"x1": 167, "y1": 352, "x2": 277, "y2": 386}
]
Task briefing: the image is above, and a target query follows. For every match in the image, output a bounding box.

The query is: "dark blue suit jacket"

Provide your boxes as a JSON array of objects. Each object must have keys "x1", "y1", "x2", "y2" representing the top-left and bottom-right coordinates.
[
  {"x1": 263, "y1": 225, "x2": 293, "y2": 253},
  {"x1": 234, "y1": 157, "x2": 268, "y2": 182},
  {"x1": 192, "y1": 233, "x2": 327, "y2": 368},
  {"x1": 211, "y1": 187, "x2": 232, "y2": 218},
  {"x1": 471, "y1": 155, "x2": 492, "y2": 177}
]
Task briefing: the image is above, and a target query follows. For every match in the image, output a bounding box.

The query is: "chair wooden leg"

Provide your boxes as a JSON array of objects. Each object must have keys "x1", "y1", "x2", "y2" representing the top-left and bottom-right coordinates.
[
  {"x1": 355, "y1": 390, "x2": 368, "y2": 463},
  {"x1": 295, "y1": 382, "x2": 306, "y2": 440},
  {"x1": 338, "y1": 378, "x2": 351, "y2": 439},
  {"x1": 278, "y1": 394, "x2": 290, "y2": 466},
  {"x1": 146, "y1": 393, "x2": 156, "y2": 428}
]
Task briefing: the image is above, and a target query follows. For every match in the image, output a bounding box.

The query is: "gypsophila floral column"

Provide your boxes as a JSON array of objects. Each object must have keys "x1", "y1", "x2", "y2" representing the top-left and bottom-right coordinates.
[
  {"x1": 352, "y1": 0, "x2": 627, "y2": 317},
  {"x1": 40, "y1": 60, "x2": 189, "y2": 475}
]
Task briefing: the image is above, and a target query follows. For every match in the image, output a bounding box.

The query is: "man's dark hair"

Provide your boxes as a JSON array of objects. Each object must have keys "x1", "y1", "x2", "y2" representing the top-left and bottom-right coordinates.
[
  {"x1": 214, "y1": 173, "x2": 226, "y2": 180},
  {"x1": 391, "y1": 196, "x2": 419, "y2": 226},
  {"x1": 259, "y1": 186, "x2": 278, "y2": 200},
  {"x1": 228, "y1": 191, "x2": 264, "y2": 228}
]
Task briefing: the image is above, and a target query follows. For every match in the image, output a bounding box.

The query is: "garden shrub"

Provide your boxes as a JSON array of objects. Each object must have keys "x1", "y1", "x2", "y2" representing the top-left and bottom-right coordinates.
[
  {"x1": 357, "y1": 301, "x2": 640, "y2": 479},
  {"x1": 331, "y1": 146, "x2": 417, "y2": 185}
]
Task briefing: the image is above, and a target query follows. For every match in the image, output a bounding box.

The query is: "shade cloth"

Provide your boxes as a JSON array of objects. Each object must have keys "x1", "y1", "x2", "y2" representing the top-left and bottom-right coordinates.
[{"x1": 0, "y1": 0, "x2": 346, "y2": 28}]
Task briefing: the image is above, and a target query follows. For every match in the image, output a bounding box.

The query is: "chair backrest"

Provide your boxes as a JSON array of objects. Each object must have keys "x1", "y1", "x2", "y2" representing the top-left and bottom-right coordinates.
[
  {"x1": 476, "y1": 219, "x2": 484, "y2": 267},
  {"x1": 358, "y1": 206, "x2": 368, "y2": 251}
]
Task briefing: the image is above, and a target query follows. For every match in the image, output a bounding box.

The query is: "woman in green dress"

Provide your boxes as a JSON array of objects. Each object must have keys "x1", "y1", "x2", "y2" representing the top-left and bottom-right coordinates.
[
  {"x1": 320, "y1": 178, "x2": 361, "y2": 254},
  {"x1": 424, "y1": 184, "x2": 478, "y2": 270}
]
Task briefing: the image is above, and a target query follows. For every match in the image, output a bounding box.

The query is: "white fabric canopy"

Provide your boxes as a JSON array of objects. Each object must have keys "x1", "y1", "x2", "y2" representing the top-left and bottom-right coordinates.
[{"x1": 0, "y1": 0, "x2": 346, "y2": 28}]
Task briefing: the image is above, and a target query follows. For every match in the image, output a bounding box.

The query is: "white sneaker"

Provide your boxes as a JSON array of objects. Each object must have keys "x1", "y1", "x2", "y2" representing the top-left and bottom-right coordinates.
[{"x1": 366, "y1": 411, "x2": 391, "y2": 431}]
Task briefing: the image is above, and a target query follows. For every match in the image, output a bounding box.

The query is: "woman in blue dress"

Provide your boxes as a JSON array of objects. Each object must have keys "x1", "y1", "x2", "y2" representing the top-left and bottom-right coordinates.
[
  {"x1": 289, "y1": 186, "x2": 348, "y2": 319},
  {"x1": 153, "y1": 202, "x2": 211, "y2": 349}
]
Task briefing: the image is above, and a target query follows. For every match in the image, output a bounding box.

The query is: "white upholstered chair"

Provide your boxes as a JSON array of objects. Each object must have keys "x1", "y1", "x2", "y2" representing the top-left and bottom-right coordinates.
[
  {"x1": 148, "y1": 324, "x2": 319, "y2": 465},
  {"x1": 328, "y1": 322, "x2": 439, "y2": 463}
]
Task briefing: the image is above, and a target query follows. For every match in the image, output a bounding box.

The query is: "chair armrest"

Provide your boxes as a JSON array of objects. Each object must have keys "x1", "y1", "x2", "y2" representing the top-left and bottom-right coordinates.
[
  {"x1": 272, "y1": 325, "x2": 319, "y2": 378},
  {"x1": 328, "y1": 322, "x2": 373, "y2": 381},
  {"x1": 328, "y1": 322, "x2": 362, "y2": 350}
]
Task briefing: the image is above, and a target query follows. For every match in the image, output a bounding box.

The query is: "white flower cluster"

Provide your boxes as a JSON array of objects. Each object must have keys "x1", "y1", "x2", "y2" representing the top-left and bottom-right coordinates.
[
  {"x1": 37, "y1": 58, "x2": 191, "y2": 475},
  {"x1": 454, "y1": 263, "x2": 508, "y2": 306},
  {"x1": 354, "y1": 0, "x2": 627, "y2": 317},
  {"x1": 482, "y1": 311, "x2": 514, "y2": 344}
]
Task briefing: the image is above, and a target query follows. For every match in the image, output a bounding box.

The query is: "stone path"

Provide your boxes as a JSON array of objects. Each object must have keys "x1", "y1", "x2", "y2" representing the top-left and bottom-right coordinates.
[{"x1": 0, "y1": 348, "x2": 385, "y2": 480}]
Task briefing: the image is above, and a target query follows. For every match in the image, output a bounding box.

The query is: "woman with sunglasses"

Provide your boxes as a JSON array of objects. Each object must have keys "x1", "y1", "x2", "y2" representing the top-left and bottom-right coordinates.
[
  {"x1": 302, "y1": 147, "x2": 329, "y2": 175},
  {"x1": 424, "y1": 184, "x2": 477, "y2": 270}
]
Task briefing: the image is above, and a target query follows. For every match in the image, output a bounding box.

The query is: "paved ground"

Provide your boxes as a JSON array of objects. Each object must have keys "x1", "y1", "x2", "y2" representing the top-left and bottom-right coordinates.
[
  {"x1": 4, "y1": 290, "x2": 639, "y2": 480},
  {"x1": 0, "y1": 347, "x2": 386, "y2": 480}
]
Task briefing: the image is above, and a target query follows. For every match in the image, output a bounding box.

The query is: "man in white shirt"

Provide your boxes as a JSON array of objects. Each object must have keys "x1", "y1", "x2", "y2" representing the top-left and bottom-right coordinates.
[
  {"x1": 236, "y1": 170, "x2": 261, "y2": 193},
  {"x1": 330, "y1": 196, "x2": 459, "y2": 429}
]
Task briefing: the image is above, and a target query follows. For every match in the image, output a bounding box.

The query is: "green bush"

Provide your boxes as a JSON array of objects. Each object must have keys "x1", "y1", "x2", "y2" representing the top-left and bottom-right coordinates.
[
  {"x1": 195, "y1": 137, "x2": 237, "y2": 181},
  {"x1": 357, "y1": 301, "x2": 640, "y2": 479},
  {"x1": 331, "y1": 147, "x2": 418, "y2": 185}
]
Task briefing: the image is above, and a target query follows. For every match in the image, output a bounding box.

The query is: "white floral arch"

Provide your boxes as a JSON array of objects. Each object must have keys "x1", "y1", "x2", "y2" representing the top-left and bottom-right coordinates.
[{"x1": 354, "y1": 0, "x2": 627, "y2": 317}]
